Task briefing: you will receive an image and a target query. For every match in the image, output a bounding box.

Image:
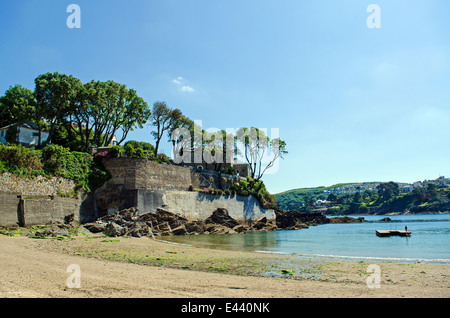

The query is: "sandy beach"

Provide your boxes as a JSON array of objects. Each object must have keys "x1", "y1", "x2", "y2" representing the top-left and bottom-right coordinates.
[{"x1": 0, "y1": 234, "x2": 448, "y2": 298}]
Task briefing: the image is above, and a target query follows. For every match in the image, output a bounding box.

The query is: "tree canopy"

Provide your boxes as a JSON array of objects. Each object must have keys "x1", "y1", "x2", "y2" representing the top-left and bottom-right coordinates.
[{"x1": 1, "y1": 72, "x2": 150, "y2": 151}]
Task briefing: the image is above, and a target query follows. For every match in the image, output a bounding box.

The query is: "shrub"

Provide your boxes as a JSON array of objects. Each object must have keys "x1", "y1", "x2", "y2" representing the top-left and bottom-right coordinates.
[
  {"x1": 124, "y1": 140, "x2": 155, "y2": 153},
  {"x1": 124, "y1": 143, "x2": 135, "y2": 158},
  {"x1": 110, "y1": 145, "x2": 124, "y2": 158},
  {"x1": 156, "y1": 153, "x2": 170, "y2": 164},
  {"x1": 240, "y1": 190, "x2": 249, "y2": 196},
  {"x1": 135, "y1": 147, "x2": 145, "y2": 158},
  {"x1": 0, "y1": 144, "x2": 43, "y2": 173}
]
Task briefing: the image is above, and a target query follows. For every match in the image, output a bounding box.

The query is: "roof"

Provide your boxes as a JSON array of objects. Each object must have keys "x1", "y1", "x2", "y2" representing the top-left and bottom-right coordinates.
[{"x1": 0, "y1": 121, "x2": 48, "y2": 132}]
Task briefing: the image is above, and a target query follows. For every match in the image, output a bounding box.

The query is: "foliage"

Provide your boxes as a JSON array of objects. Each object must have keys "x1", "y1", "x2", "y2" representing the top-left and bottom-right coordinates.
[
  {"x1": 220, "y1": 166, "x2": 237, "y2": 175},
  {"x1": 276, "y1": 181, "x2": 450, "y2": 214},
  {"x1": 34, "y1": 72, "x2": 83, "y2": 144},
  {"x1": 0, "y1": 85, "x2": 38, "y2": 127},
  {"x1": 77, "y1": 80, "x2": 150, "y2": 148},
  {"x1": 149, "y1": 101, "x2": 182, "y2": 155},
  {"x1": 0, "y1": 144, "x2": 43, "y2": 172},
  {"x1": 124, "y1": 140, "x2": 155, "y2": 154},
  {"x1": 156, "y1": 153, "x2": 170, "y2": 164},
  {"x1": 235, "y1": 127, "x2": 287, "y2": 180},
  {"x1": 0, "y1": 144, "x2": 110, "y2": 192},
  {"x1": 229, "y1": 176, "x2": 277, "y2": 208},
  {"x1": 110, "y1": 145, "x2": 124, "y2": 158},
  {"x1": 42, "y1": 144, "x2": 111, "y2": 191}
]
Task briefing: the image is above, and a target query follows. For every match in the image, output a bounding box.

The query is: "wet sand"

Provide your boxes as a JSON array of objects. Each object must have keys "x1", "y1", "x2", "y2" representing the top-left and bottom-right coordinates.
[{"x1": 0, "y1": 235, "x2": 448, "y2": 298}]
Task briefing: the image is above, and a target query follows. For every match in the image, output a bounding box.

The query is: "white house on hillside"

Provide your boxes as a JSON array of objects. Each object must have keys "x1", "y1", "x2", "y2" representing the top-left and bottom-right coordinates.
[{"x1": 0, "y1": 122, "x2": 49, "y2": 146}]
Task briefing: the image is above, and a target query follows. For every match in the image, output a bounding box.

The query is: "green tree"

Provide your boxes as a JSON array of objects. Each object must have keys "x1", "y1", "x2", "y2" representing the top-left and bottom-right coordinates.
[
  {"x1": 149, "y1": 101, "x2": 181, "y2": 155},
  {"x1": 69, "y1": 80, "x2": 150, "y2": 150},
  {"x1": 327, "y1": 193, "x2": 338, "y2": 202},
  {"x1": 236, "y1": 127, "x2": 288, "y2": 180},
  {"x1": 34, "y1": 72, "x2": 83, "y2": 144},
  {"x1": 0, "y1": 85, "x2": 47, "y2": 145},
  {"x1": 0, "y1": 85, "x2": 36, "y2": 125},
  {"x1": 376, "y1": 182, "x2": 399, "y2": 203}
]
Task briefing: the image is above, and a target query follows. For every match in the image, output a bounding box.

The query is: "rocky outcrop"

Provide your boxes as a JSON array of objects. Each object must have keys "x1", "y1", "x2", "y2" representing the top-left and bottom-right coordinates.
[
  {"x1": 275, "y1": 209, "x2": 330, "y2": 230},
  {"x1": 329, "y1": 216, "x2": 365, "y2": 223},
  {"x1": 83, "y1": 207, "x2": 277, "y2": 237}
]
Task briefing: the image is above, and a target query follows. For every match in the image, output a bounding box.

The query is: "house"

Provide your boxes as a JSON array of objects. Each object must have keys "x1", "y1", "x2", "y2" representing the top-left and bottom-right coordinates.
[
  {"x1": 0, "y1": 122, "x2": 49, "y2": 146},
  {"x1": 315, "y1": 200, "x2": 330, "y2": 207},
  {"x1": 402, "y1": 185, "x2": 414, "y2": 193}
]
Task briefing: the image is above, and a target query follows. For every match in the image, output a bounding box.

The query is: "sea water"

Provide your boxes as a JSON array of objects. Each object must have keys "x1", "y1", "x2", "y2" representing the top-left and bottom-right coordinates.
[{"x1": 164, "y1": 214, "x2": 450, "y2": 263}]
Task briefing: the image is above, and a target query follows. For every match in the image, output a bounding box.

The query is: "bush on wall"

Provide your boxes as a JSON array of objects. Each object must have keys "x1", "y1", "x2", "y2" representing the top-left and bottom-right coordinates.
[{"x1": 0, "y1": 144, "x2": 110, "y2": 192}]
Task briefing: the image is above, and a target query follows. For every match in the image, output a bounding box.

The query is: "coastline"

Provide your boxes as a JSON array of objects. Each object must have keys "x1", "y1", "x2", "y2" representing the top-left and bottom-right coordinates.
[{"x1": 1, "y1": 234, "x2": 448, "y2": 298}]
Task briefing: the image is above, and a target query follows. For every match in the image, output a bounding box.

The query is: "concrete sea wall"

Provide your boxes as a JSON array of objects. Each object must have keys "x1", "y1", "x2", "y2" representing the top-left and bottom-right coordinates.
[{"x1": 163, "y1": 191, "x2": 275, "y2": 223}]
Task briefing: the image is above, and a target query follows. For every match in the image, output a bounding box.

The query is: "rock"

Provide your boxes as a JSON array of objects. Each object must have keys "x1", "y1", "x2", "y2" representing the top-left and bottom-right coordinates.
[
  {"x1": 83, "y1": 206, "x2": 281, "y2": 237},
  {"x1": 205, "y1": 208, "x2": 239, "y2": 229},
  {"x1": 64, "y1": 213, "x2": 76, "y2": 225},
  {"x1": 232, "y1": 224, "x2": 249, "y2": 233},
  {"x1": 275, "y1": 209, "x2": 330, "y2": 229},
  {"x1": 126, "y1": 222, "x2": 152, "y2": 238},
  {"x1": 285, "y1": 222, "x2": 308, "y2": 231},
  {"x1": 329, "y1": 216, "x2": 365, "y2": 223},
  {"x1": 83, "y1": 222, "x2": 107, "y2": 233},
  {"x1": 205, "y1": 224, "x2": 235, "y2": 234},
  {"x1": 172, "y1": 224, "x2": 187, "y2": 235},
  {"x1": 378, "y1": 217, "x2": 391, "y2": 222},
  {"x1": 184, "y1": 221, "x2": 205, "y2": 234},
  {"x1": 104, "y1": 222, "x2": 126, "y2": 237},
  {"x1": 252, "y1": 217, "x2": 268, "y2": 230}
]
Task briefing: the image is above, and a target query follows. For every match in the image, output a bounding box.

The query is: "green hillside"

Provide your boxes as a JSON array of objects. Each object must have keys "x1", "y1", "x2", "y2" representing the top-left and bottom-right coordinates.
[
  {"x1": 275, "y1": 183, "x2": 355, "y2": 211},
  {"x1": 275, "y1": 181, "x2": 450, "y2": 214}
]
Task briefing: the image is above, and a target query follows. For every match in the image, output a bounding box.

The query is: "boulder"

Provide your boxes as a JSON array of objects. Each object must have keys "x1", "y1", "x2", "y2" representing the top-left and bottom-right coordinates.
[
  {"x1": 252, "y1": 217, "x2": 268, "y2": 230},
  {"x1": 172, "y1": 224, "x2": 188, "y2": 235},
  {"x1": 126, "y1": 222, "x2": 152, "y2": 238},
  {"x1": 329, "y1": 216, "x2": 365, "y2": 223},
  {"x1": 275, "y1": 209, "x2": 329, "y2": 229},
  {"x1": 104, "y1": 222, "x2": 126, "y2": 237},
  {"x1": 205, "y1": 224, "x2": 237, "y2": 235},
  {"x1": 205, "y1": 208, "x2": 239, "y2": 229},
  {"x1": 232, "y1": 224, "x2": 249, "y2": 233},
  {"x1": 83, "y1": 222, "x2": 107, "y2": 233},
  {"x1": 184, "y1": 221, "x2": 206, "y2": 234}
]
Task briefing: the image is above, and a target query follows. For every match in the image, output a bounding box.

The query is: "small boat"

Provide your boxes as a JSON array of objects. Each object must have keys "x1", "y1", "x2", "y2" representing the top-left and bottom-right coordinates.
[{"x1": 376, "y1": 230, "x2": 411, "y2": 237}]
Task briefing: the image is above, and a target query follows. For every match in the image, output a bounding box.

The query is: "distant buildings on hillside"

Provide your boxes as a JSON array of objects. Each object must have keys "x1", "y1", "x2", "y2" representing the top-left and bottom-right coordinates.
[{"x1": 323, "y1": 177, "x2": 450, "y2": 196}]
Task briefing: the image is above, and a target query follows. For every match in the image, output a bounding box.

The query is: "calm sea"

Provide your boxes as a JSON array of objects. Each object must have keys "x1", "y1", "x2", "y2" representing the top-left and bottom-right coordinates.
[{"x1": 164, "y1": 214, "x2": 450, "y2": 264}]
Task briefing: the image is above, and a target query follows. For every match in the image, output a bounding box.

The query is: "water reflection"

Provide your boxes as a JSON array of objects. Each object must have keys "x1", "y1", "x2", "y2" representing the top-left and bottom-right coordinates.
[{"x1": 164, "y1": 231, "x2": 279, "y2": 251}]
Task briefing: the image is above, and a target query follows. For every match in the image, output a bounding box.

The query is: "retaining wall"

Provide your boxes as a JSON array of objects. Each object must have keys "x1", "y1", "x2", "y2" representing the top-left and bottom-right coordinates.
[{"x1": 0, "y1": 191, "x2": 96, "y2": 227}]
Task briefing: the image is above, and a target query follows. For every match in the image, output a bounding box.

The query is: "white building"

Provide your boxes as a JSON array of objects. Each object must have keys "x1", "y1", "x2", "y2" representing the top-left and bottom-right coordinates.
[{"x1": 0, "y1": 122, "x2": 49, "y2": 146}]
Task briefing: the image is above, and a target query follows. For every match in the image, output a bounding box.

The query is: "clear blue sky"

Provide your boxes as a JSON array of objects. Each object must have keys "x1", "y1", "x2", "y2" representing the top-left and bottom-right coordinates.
[{"x1": 1, "y1": 0, "x2": 449, "y2": 194}]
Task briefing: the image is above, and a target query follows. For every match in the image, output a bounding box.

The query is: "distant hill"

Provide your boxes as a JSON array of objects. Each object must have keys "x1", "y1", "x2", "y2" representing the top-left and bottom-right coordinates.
[
  {"x1": 275, "y1": 179, "x2": 450, "y2": 214},
  {"x1": 275, "y1": 183, "x2": 360, "y2": 211}
]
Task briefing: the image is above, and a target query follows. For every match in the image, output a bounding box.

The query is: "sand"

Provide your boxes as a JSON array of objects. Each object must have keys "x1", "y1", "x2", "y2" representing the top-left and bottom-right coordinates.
[{"x1": 0, "y1": 235, "x2": 448, "y2": 298}]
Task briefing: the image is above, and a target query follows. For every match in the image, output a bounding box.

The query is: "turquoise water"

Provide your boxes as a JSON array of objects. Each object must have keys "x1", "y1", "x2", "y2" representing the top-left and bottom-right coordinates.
[{"x1": 165, "y1": 214, "x2": 450, "y2": 263}]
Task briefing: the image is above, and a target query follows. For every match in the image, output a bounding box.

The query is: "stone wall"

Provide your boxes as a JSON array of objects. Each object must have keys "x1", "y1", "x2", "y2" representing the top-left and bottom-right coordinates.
[
  {"x1": 0, "y1": 173, "x2": 95, "y2": 227},
  {"x1": 0, "y1": 192, "x2": 20, "y2": 226},
  {"x1": 101, "y1": 158, "x2": 241, "y2": 192},
  {"x1": 0, "y1": 172, "x2": 76, "y2": 196},
  {"x1": 102, "y1": 158, "x2": 193, "y2": 191},
  {"x1": 0, "y1": 191, "x2": 96, "y2": 227}
]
